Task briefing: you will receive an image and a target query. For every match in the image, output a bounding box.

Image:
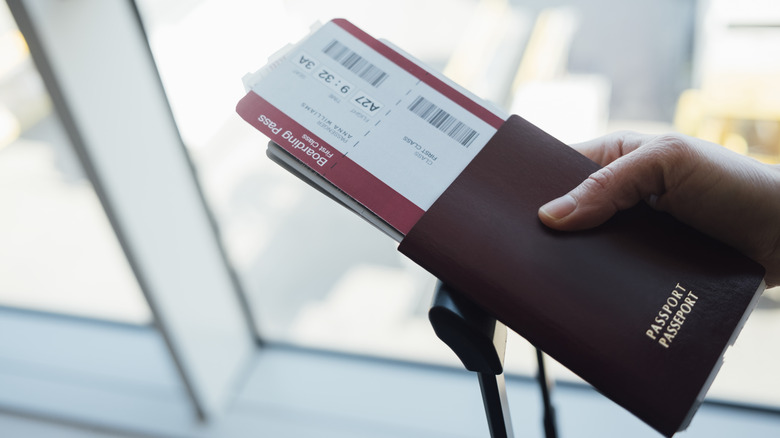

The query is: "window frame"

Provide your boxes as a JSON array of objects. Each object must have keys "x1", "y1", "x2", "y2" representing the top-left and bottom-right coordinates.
[{"x1": 6, "y1": 0, "x2": 255, "y2": 421}]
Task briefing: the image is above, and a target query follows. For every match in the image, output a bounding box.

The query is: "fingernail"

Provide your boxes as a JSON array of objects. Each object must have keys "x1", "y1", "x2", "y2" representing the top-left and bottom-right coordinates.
[{"x1": 539, "y1": 195, "x2": 577, "y2": 220}]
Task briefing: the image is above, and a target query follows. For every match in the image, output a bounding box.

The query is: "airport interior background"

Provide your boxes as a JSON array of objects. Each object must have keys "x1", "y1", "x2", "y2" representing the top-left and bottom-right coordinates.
[{"x1": 1, "y1": 0, "x2": 780, "y2": 436}]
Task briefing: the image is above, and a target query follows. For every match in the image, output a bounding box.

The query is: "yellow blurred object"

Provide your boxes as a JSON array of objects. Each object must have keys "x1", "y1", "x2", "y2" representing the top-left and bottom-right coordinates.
[
  {"x1": 723, "y1": 132, "x2": 749, "y2": 155},
  {"x1": 0, "y1": 30, "x2": 29, "y2": 79},
  {"x1": 443, "y1": 0, "x2": 510, "y2": 86},
  {"x1": 0, "y1": 28, "x2": 52, "y2": 135},
  {"x1": 673, "y1": 89, "x2": 704, "y2": 137},
  {"x1": 442, "y1": 0, "x2": 529, "y2": 108},
  {"x1": 675, "y1": 0, "x2": 780, "y2": 164},
  {"x1": 510, "y1": 7, "x2": 578, "y2": 89},
  {"x1": 0, "y1": 30, "x2": 28, "y2": 149},
  {"x1": 675, "y1": 85, "x2": 780, "y2": 164}
]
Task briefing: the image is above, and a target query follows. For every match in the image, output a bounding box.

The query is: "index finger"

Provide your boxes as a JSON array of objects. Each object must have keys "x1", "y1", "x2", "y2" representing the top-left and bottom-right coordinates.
[{"x1": 569, "y1": 131, "x2": 652, "y2": 167}]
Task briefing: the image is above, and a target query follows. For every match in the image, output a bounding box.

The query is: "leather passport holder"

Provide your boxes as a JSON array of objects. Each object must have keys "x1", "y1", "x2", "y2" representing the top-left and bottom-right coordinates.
[{"x1": 398, "y1": 114, "x2": 765, "y2": 436}]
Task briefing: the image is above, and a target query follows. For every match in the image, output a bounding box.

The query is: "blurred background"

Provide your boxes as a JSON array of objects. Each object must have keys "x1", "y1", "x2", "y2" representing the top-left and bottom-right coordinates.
[{"x1": 2, "y1": 0, "x2": 780, "y2": 435}]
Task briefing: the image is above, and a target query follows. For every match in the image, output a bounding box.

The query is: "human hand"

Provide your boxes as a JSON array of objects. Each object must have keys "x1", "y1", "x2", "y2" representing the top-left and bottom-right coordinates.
[{"x1": 537, "y1": 132, "x2": 780, "y2": 287}]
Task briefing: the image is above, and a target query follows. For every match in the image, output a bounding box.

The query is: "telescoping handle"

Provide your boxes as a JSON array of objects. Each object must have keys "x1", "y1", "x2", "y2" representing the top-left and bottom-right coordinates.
[{"x1": 429, "y1": 281, "x2": 558, "y2": 438}]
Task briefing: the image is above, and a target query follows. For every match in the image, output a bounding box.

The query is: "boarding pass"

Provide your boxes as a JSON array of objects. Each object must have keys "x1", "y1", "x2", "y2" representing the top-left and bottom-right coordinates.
[{"x1": 237, "y1": 19, "x2": 508, "y2": 236}]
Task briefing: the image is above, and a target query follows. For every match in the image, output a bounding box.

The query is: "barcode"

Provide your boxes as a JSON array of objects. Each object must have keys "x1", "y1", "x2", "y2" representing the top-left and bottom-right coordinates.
[
  {"x1": 322, "y1": 40, "x2": 388, "y2": 87},
  {"x1": 407, "y1": 96, "x2": 479, "y2": 147}
]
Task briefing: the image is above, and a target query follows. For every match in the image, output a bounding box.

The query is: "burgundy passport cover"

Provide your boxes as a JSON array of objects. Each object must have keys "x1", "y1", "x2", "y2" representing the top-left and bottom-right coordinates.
[{"x1": 398, "y1": 115, "x2": 765, "y2": 436}]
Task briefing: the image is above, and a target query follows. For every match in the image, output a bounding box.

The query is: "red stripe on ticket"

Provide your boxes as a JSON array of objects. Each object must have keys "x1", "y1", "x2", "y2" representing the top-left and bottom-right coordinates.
[{"x1": 236, "y1": 91, "x2": 424, "y2": 234}]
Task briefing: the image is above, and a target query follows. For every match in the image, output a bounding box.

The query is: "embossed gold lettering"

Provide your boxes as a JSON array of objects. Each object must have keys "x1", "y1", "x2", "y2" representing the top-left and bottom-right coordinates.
[
  {"x1": 646, "y1": 284, "x2": 699, "y2": 349},
  {"x1": 646, "y1": 329, "x2": 657, "y2": 340}
]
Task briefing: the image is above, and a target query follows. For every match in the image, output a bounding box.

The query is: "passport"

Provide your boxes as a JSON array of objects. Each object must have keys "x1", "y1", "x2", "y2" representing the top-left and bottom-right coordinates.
[{"x1": 236, "y1": 19, "x2": 766, "y2": 437}]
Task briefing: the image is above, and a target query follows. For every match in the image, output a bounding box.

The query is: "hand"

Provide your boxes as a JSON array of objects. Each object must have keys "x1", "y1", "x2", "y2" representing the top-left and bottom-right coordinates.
[{"x1": 537, "y1": 131, "x2": 780, "y2": 287}]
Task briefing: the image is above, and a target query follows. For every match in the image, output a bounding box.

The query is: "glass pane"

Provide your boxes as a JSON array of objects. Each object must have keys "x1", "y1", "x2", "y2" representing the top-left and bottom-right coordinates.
[
  {"x1": 0, "y1": 2, "x2": 151, "y2": 325},
  {"x1": 134, "y1": 0, "x2": 468, "y2": 365},
  {"x1": 134, "y1": 0, "x2": 780, "y2": 408}
]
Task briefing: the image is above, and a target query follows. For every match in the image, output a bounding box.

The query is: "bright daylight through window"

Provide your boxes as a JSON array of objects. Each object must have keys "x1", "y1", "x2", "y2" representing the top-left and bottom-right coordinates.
[
  {"x1": 1, "y1": 1, "x2": 779, "y2": 436},
  {"x1": 134, "y1": 0, "x2": 780, "y2": 407},
  {"x1": 0, "y1": 1, "x2": 150, "y2": 324}
]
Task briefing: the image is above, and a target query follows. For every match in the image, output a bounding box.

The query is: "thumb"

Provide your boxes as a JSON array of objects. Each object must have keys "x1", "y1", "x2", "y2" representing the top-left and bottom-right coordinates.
[{"x1": 538, "y1": 153, "x2": 665, "y2": 230}]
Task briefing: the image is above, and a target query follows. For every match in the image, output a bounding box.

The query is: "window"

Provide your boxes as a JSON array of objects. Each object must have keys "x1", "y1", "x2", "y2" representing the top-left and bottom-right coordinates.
[
  {"x1": 0, "y1": 0, "x2": 149, "y2": 324},
  {"x1": 136, "y1": 0, "x2": 780, "y2": 405},
  {"x1": 3, "y1": 0, "x2": 780, "y2": 436},
  {"x1": 2, "y1": 0, "x2": 253, "y2": 429}
]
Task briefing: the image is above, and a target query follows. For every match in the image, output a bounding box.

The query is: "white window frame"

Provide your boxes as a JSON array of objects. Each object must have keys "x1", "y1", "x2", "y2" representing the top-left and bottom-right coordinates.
[{"x1": 5, "y1": 0, "x2": 255, "y2": 421}]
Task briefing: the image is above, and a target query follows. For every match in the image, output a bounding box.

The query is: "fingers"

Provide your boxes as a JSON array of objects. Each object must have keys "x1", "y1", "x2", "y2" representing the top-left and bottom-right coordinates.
[
  {"x1": 570, "y1": 131, "x2": 650, "y2": 166},
  {"x1": 539, "y1": 131, "x2": 780, "y2": 285},
  {"x1": 539, "y1": 137, "x2": 670, "y2": 230}
]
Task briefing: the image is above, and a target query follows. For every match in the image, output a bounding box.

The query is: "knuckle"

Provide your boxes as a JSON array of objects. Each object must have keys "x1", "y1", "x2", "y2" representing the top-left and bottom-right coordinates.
[
  {"x1": 646, "y1": 133, "x2": 700, "y2": 165},
  {"x1": 582, "y1": 167, "x2": 617, "y2": 193},
  {"x1": 606, "y1": 130, "x2": 646, "y2": 158},
  {"x1": 573, "y1": 167, "x2": 623, "y2": 217},
  {"x1": 611, "y1": 130, "x2": 641, "y2": 145}
]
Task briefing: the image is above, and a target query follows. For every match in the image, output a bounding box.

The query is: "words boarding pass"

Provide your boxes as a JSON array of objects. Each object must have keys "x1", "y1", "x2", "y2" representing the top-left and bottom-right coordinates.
[{"x1": 237, "y1": 19, "x2": 508, "y2": 236}]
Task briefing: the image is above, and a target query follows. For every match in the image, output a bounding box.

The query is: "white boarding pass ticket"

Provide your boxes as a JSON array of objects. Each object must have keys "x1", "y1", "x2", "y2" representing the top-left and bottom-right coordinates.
[{"x1": 237, "y1": 19, "x2": 507, "y2": 235}]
